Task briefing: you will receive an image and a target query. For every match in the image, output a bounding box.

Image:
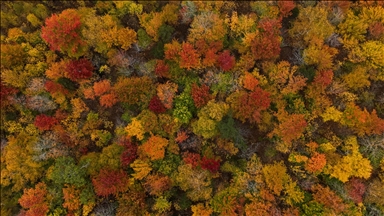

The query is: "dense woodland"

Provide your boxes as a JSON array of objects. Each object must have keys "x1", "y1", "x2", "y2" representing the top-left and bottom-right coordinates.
[{"x1": 1, "y1": 0, "x2": 384, "y2": 215}]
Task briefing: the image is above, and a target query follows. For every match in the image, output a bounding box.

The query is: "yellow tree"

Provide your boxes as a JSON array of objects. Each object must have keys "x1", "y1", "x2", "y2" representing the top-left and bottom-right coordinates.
[
  {"x1": 176, "y1": 164, "x2": 212, "y2": 202},
  {"x1": 1, "y1": 132, "x2": 43, "y2": 192},
  {"x1": 325, "y1": 137, "x2": 372, "y2": 182},
  {"x1": 288, "y1": 5, "x2": 335, "y2": 48},
  {"x1": 188, "y1": 11, "x2": 227, "y2": 44}
]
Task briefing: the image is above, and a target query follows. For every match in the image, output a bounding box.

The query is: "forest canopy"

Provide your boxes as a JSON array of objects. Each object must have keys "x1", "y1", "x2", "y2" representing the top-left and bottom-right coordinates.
[{"x1": 1, "y1": 1, "x2": 384, "y2": 215}]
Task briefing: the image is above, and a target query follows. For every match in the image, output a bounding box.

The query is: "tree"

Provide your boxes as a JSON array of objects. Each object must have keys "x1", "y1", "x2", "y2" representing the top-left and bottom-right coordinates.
[
  {"x1": 92, "y1": 168, "x2": 129, "y2": 197},
  {"x1": 99, "y1": 92, "x2": 118, "y2": 108},
  {"x1": 311, "y1": 184, "x2": 346, "y2": 214},
  {"x1": 226, "y1": 87, "x2": 271, "y2": 124},
  {"x1": 157, "y1": 81, "x2": 178, "y2": 110},
  {"x1": 342, "y1": 65, "x2": 370, "y2": 91},
  {"x1": 65, "y1": 58, "x2": 94, "y2": 81},
  {"x1": 303, "y1": 42, "x2": 338, "y2": 71},
  {"x1": 305, "y1": 153, "x2": 327, "y2": 174},
  {"x1": 200, "y1": 157, "x2": 220, "y2": 173},
  {"x1": 138, "y1": 4, "x2": 178, "y2": 41},
  {"x1": 0, "y1": 81, "x2": 18, "y2": 108},
  {"x1": 144, "y1": 173, "x2": 172, "y2": 196},
  {"x1": 312, "y1": 69, "x2": 334, "y2": 91},
  {"x1": 262, "y1": 161, "x2": 290, "y2": 195},
  {"x1": 269, "y1": 112, "x2": 307, "y2": 153},
  {"x1": 345, "y1": 178, "x2": 366, "y2": 204},
  {"x1": 125, "y1": 118, "x2": 145, "y2": 141},
  {"x1": 26, "y1": 95, "x2": 57, "y2": 113},
  {"x1": 1, "y1": 132, "x2": 43, "y2": 192},
  {"x1": 182, "y1": 152, "x2": 201, "y2": 168},
  {"x1": 117, "y1": 187, "x2": 147, "y2": 216},
  {"x1": 130, "y1": 159, "x2": 152, "y2": 180},
  {"x1": 175, "y1": 164, "x2": 212, "y2": 201},
  {"x1": 34, "y1": 114, "x2": 58, "y2": 131},
  {"x1": 217, "y1": 50, "x2": 235, "y2": 72},
  {"x1": 44, "y1": 80, "x2": 69, "y2": 95},
  {"x1": 148, "y1": 95, "x2": 166, "y2": 114},
  {"x1": 188, "y1": 11, "x2": 227, "y2": 44},
  {"x1": 340, "y1": 103, "x2": 384, "y2": 136},
  {"x1": 138, "y1": 135, "x2": 168, "y2": 161},
  {"x1": 41, "y1": 9, "x2": 87, "y2": 58},
  {"x1": 113, "y1": 76, "x2": 155, "y2": 109},
  {"x1": 278, "y1": 0, "x2": 295, "y2": 18},
  {"x1": 179, "y1": 42, "x2": 200, "y2": 70},
  {"x1": 241, "y1": 72, "x2": 259, "y2": 91},
  {"x1": 0, "y1": 43, "x2": 26, "y2": 69},
  {"x1": 48, "y1": 156, "x2": 87, "y2": 187},
  {"x1": 97, "y1": 143, "x2": 124, "y2": 171},
  {"x1": 153, "y1": 196, "x2": 172, "y2": 213},
  {"x1": 18, "y1": 182, "x2": 49, "y2": 216},
  {"x1": 191, "y1": 83, "x2": 213, "y2": 108},
  {"x1": 326, "y1": 136, "x2": 373, "y2": 183},
  {"x1": 93, "y1": 80, "x2": 111, "y2": 97},
  {"x1": 251, "y1": 18, "x2": 282, "y2": 61},
  {"x1": 119, "y1": 138, "x2": 137, "y2": 167},
  {"x1": 155, "y1": 60, "x2": 170, "y2": 78},
  {"x1": 210, "y1": 188, "x2": 241, "y2": 216},
  {"x1": 191, "y1": 203, "x2": 213, "y2": 216},
  {"x1": 83, "y1": 13, "x2": 137, "y2": 53},
  {"x1": 62, "y1": 184, "x2": 81, "y2": 212},
  {"x1": 288, "y1": 5, "x2": 335, "y2": 47}
]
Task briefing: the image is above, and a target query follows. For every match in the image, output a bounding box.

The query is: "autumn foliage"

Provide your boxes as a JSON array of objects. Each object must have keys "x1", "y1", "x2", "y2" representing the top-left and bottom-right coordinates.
[
  {"x1": 217, "y1": 50, "x2": 235, "y2": 72},
  {"x1": 200, "y1": 157, "x2": 220, "y2": 173},
  {"x1": 34, "y1": 114, "x2": 58, "y2": 131},
  {"x1": 3, "y1": 2, "x2": 384, "y2": 216},
  {"x1": 149, "y1": 95, "x2": 167, "y2": 114},
  {"x1": 179, "y1": 42, "x2": 200, "y2": 70},
  {"x1": 251, "y1": 19, "x2": 282, "y2": 61},
  {"x1": 191, "y1": 83, "x2": 213, "y2": 108},
  {"x1": 41, "y1": 9, "x2": 86, "y2": 57},
  {"x1": 92, "y1": 168, "x2": 129, "y2": 197},
  {"x1": 18, "y1": 183, "x2": 49, "y2": 216},
  {"x1": 119, "y1": 138, "x2": 138, "y2": 167},
  {"x1": 65, "y1": 58, "x2": 94, "y2": 81},
  {"x1": 227, "y1": 87, "x2": 271, "y2": 123},
  {"x1": 155, "y1": 60, "x2": 170, "y2": 78}
]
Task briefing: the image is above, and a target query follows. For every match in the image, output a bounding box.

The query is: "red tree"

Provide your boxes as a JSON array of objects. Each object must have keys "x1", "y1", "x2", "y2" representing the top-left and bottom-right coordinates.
[
  {"x1": 217, "y1": 50, "x2": 235, "y2": 72},
  {"x1": 155, "y1": 60, "x2": 170, "y2": 78},
  {"x1": 251, "y1": 19, "x2": 281, "y2": 61},
  {"x1": 65, "y1": 58, "x2": 94, "y2": 81},
  {"x1": 0, "y1": 81, "x2": 18, "y2": 108},
  {"x1": 191, "y1": 83, "x2": 213, "y2": 108},
  {"x1": 182, "y1": 152, "x2": 201, "y2": 168},
  {"x1": 120, "y1": 138, "x2": 138, "y2": 167},
  {"x1": 34, "y1": 114, "x2": 58, "y2": 131},
  {"x1": 278, "y1": 0, "x2": 295, "y2": 18},
  {"x1": 200, "y1": 157, "x2": 220, "y2": 173},
  {"x1": 92, "y1": 168, "x2": 129, "y2": 197},
  {"x1": 179, "y1": 42, "x2": 200, "y2": 70},
  {"x1": 276, "y1": 113, "x2": 307, "y2": 144},
  {"x1": 345, "y1": 178, "x2": 366, "y2": 204},
  {"x1": 229, "y1": 87, "x2": 271, "y2": 123},
  {"x1": 148, "y1": 95, "x2": 167, "y2": 114},
  {"x1": 313, "y1": 70, "x2": 334, "y2": 91},
  {"x1": 44, "y1": 80, "x2": 69, "y2": 95},
  {"x1": 41, "y1": 9, "x2": 86, "y2": 57}
]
